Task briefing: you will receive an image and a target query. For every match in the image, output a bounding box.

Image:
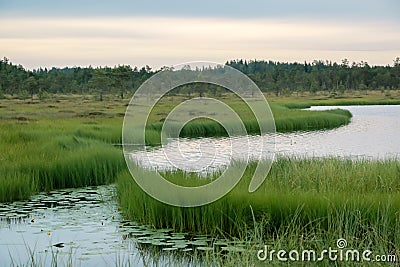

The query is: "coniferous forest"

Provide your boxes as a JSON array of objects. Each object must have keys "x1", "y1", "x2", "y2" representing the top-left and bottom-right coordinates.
[{"x1": 0, "y1": 57, "x2": 399, "y2": 100}]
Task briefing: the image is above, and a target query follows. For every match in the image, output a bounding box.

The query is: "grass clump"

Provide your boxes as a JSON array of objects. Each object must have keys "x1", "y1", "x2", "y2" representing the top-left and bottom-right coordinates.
[
  {"x1": 0, "y1": 120, "x2": 125, "y2": 202},
  {"x1": 147, "y1": 103, "x2": 352, "y2": 138},
  {"x1": 117, "y1": 157, "x2": 400, "y2": 249},
  {"x1": 271, "y1": 104, "x2": 352, "y2": 132}
]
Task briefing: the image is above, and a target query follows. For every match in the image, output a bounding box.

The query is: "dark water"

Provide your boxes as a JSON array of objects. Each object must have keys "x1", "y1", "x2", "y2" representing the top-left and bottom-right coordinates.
[{"x1": 1, "y1": 105, "x2": 399, "y2": 266}]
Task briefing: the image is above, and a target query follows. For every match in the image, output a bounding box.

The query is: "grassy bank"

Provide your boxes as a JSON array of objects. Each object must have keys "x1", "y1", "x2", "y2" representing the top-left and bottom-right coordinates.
[
  {"x1": 268, "y1": 89, "x2": 400, "y2": 108},
  {"x1": 147, "y1": 105, "x2": 352, "y2": 137},
  {"x1": 280, "y1": 99, "x2": 400, "y2": 110},
  {"x1": 117, "y1": 158, "x2": 400, "y2": 252},
  {"x1": 145, "y1": 94, "x2": 352, "y2": 139},
  {"x1": 0, "y1": 94, "x2": 353, "y2": 136},
  {"x1": 271, "y1": 104, "x2": 352, "y2": 132},
  {"x1": 0, "y1": 119, "x2": 125, "y2": 202}
]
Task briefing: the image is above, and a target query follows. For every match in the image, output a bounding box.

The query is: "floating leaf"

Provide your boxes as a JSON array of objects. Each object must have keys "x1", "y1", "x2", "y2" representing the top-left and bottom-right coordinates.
[{"x1": 162, "y1": 247, "x2": 178, "y2": 251}]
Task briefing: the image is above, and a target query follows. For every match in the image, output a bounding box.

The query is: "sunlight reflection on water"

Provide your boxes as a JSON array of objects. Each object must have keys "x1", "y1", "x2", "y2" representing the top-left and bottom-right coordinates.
[{"x1": 130, "y1": 105, "x2": 400, "y2": 172}]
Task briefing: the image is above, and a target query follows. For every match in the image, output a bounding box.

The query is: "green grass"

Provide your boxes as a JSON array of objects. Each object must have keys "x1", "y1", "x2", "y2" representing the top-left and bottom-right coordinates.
[
  {"x1": 0, "y1": 94, "x2": 355, "y2": 203},
  {"x1": 117, "y1": 157, "x2": 400, "y2": 264},
  {"x1": 269, "y1": 89, "x2": 400, "y2": 108},
  {"x1": 281, "y1": 99, "x2": 400, "y2": 109},
  {"x1": 0, "y1": 120, "x2": 125, "y2": 202},
  {"x1": 146, "y1": 96, "x2": 352, "y2": 139},
  {"x1": 271, "y1": 104, "x2": 352, "y2": 132},
  {"x1": 148, "y1": 106, "x2": 352, "y2": 137},
  {"x1": 117, "y1": 158, "x2": 400, "y2": 247}
]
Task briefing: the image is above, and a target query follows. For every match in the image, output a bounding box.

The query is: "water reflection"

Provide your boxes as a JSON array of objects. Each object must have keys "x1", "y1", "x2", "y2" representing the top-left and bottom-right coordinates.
[
  {"x1": 0, "y1": 186, "x2": 144, "y2": 266},
  {"x1": 0, "y1": 185, "x2": 245, "y2": 266},
  {"x1": 131, "y1": 105, "x2": 400, "y2": 172}
]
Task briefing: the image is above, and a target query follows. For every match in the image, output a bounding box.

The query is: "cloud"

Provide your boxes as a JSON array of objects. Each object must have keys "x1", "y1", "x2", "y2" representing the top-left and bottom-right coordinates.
[
  {"x1": 0, "y1": 0, "x2": 399, "y2": 22},
  {"x1": 0, "y1": 16, "x2": 399, "y2": 69}
]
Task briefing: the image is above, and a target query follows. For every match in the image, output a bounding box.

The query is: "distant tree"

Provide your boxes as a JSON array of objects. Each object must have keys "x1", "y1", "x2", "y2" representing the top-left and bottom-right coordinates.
[
  {"x1": 24, "y1": 76, "x2": 38, "y2": 100},
  {"x1": 394, "y1": 57, "x2": 400, "y2": 68},
  {"x1": 88, "y1": 69, "x2": 111, "y2": 101},
  {"x1": 111, "y1": 65, "x2": 133, "y2": 99}
]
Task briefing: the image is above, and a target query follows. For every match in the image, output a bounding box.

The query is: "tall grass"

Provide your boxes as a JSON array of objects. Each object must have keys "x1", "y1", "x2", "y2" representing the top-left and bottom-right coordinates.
[
  {"x1": 272, "y1": 105, "x2": 352, "y2": 132},
  {"x1": 135, "y1": 207, "x2": 400, "y2": 266},
  {"x1": 117, "y1": 157, "x2": 400, "y2": 245},
  {"x1": 0, "y1": 121, "x2": 125, "y2": 202},
  {"x1": 74, "y1": 124, "x2": 122, "y2": 144},
  {"x1": 147, "y1": 106, "x2": 352, "y2": 138}
]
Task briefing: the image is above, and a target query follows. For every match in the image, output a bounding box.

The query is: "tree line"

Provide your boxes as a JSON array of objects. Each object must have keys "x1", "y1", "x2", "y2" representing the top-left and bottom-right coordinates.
[
  {"x1": 227, "y1": 58, "x2": 400, "y2": 96},
  {"x1": 0, "y1": 57, "x2": 399, "y2": 100},
  {"x1": 0, "y1": 57, "x2": 153, "y2": 100}
]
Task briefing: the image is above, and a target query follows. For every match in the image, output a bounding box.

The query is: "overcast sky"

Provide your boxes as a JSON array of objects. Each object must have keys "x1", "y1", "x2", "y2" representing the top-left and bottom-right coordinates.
[{"x1": 0, "y1": 0, "x2": 399, "y2": 69}]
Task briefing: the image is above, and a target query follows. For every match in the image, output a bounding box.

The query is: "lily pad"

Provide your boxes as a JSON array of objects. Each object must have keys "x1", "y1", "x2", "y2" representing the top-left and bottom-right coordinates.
[
  {"x1": 172, "y1": 244, "x2": 188, "y2": 249},
  {"x1": 188, "y1": 240, "x2": 208, "y2": 246}
]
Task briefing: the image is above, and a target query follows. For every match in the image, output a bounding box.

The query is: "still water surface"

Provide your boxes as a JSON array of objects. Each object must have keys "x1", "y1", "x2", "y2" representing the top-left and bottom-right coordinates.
[{"x1": 134, "y1": 105, "x2": 400, "y2": 172}]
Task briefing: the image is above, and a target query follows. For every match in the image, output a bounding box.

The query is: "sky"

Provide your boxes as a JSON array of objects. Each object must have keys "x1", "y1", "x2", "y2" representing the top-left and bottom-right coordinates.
[{"x1": 0, "y1": 0, "x2": 399, "y2": 70}]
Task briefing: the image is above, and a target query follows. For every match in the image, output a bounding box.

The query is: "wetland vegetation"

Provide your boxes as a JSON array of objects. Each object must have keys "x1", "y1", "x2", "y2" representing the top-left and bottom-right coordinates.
[
  {"x1": 1, "y1": 57, "x2": 400, "y2": 265},
  {"x1": 0, "y1": 90, "x2": 359, "y2": 203}
]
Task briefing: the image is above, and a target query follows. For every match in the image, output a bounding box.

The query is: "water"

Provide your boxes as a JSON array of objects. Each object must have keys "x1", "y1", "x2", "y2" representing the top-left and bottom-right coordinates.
[
  {"x1": 0, "y1": 186, "x2": 229, "y2": 266},
  {"x1": 299, "y1": 105, "x2": 400, "y2": 159},
  {"x1": 131, "y1": 105, "x2": 400, "y2": 172},
  {"x1": 1, "y1": 105, "x2": 399, "y2": 266},
  {"x1": 0, "y1": 186, "x2": 137, "y2": 266}
]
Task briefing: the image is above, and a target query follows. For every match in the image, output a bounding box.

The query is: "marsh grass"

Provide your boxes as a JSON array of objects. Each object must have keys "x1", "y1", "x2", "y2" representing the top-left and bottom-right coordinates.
[
  {"x1": 0, "y1": 121, "x2": 125, "y2": 202},
  {"x1": 117, "y1": 157, "x2": 400, "y2": 250},
  {"x1": 133, "y1": 210, "x2": 399, "y2": 266},
  {"x1": 0, "y1": 94, "x2": 387, "y2": 205},
  {"x1": 271, "y1": 104, "x2": 352, "y2": 132},
  {"x1": 148, "y1": 104, "x2": 352, "y2": 138}
]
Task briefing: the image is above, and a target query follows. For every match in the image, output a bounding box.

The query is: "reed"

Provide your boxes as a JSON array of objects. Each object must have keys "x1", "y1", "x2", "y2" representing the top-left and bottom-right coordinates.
[
  {"x1": 147, "y1": 106, "x2": 352, "y2": 138},
  {"x1": 117, "y1": 157, "x2": 400, "y2": 244},
  {"x1": 0, "y1": 122, "x2": 125, "y2": 202},
  {"x1": 272, "y1": 105, "x2": 352, "y2": 132}
]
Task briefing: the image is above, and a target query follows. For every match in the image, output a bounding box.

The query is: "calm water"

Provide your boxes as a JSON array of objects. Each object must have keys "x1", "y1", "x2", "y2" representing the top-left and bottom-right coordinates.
[
  {"x1": 132, "y1": 105, "x2": 400, "y2": 172},
  {"x1": 0, "y1": 186, "x2": 137, "y2": 266},
  {"x1": 1, "y1": 105, "x2": 399, "y2": 266},
  {"x1": 0, "y1": 186, "x2": 214, "y2": 266}
]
